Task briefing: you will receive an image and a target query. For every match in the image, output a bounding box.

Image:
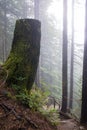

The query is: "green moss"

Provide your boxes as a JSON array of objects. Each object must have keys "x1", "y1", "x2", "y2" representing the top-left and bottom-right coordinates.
[
  {"x1": 3, "y1": 19, "x2": 41, "y2": 91},
  {"x1": 3, "y1": 44, "x2": 34, "y2": 90}
]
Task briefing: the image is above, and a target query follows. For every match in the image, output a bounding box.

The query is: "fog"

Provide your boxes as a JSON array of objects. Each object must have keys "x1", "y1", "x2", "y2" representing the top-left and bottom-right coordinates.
[{"x1": 0, "y1": 0, "x2": 86, "y2": 119}]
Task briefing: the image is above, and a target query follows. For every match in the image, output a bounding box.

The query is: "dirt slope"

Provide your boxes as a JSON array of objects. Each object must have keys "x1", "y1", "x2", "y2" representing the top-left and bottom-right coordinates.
[{"x1": 0, "y1": 90, "x2": 56, "y2": 130}]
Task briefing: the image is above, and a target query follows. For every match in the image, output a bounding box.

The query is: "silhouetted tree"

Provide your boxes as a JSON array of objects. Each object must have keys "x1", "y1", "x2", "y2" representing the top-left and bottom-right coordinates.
[
  {"x1": 80, "y1": 0, "x2": 87, "y2": 123},
  {"x1": 69, "y1": 0, "x2": 74, "y2": 109},
  {"x1": 22, "y1": 0, "x2": 28, "y2": 18},
  {"x1": 34, "y1": 0, "x2": 40, "y2": 87},
  {"x1": 34, "y1": 0, "x2": 39, "y2": 19},
  {"x1": 0, "y1": 0, "x2": 7, "y2": 61},
  {"x1": 0, "y1": 0, "x2": 30, "y2": 62},
  {"x1": 61, "y1": 0, "x2": 68, "y2": 113}
]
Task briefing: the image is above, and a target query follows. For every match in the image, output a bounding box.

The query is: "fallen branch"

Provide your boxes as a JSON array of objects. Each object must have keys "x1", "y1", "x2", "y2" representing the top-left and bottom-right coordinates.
[
  {"x1": 0, "y1": 102, "x2": 38, "y2": 129},
  {"x1": 0, "y1": 103, "x2": 12, "y2": 118},
  {"x1": 25, "y1": 116, "x2": 38, "y2": 128},
  {"x1": 0, "y1": 103, "x2": 9, "y2": 113},
  {"x1": 2, "y1": 103, "x2": 21, "y2": 120}
]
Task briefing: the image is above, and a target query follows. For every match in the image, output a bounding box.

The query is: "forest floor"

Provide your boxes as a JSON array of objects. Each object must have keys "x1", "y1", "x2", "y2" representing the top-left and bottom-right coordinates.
[
  {"x1": 0, "y1": 63, "x2": 86, "y2": 130},
  {"x1": 0, "y1": 86, "x2": 87, "y2": 130}
]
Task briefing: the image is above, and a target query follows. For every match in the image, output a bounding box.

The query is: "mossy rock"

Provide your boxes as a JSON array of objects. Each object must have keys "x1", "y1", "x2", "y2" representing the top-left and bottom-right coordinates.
[{"x1": 3, "y1": 19, "x2": 41, "y2": 90}]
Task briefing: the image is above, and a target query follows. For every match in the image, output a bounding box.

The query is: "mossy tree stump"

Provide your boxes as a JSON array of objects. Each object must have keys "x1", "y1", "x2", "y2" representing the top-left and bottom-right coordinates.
[{"x1": 4, "y1": 19, "x2": 41, "y2": 90}]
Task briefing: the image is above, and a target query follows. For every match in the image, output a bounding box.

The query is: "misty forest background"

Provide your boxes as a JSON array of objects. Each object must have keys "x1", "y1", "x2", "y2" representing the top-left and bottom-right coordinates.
[{"x1": 0, "y1": 0, "x2": 86, "y2": 121}]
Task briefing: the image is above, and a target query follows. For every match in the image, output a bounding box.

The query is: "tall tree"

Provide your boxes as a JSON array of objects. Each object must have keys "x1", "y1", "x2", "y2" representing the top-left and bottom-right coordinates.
[
  {"x1": 0, "y1": 0, "x2": 7, "y2": 62},
  {"x1": 61, "y1": 0, "x2": 68, "y2": 113},
  {"x1": 34, "y1": 0, "x2": 39, "y2": 19},
  {"x1": 80, "y1": 0, "x2": 87, "y2": 123},
  {"x1": 34, "y1": 0, "x2": 40, "y2": 87},
  {"x1": 0, "y1": 0, "x2": 30, "y2": 62},
  {"x1": 22, "y1": 0, "x2": 28, "y2": 18},
  {"x1": 69, "y1": 0, "x2": 74, "y2": 109}
]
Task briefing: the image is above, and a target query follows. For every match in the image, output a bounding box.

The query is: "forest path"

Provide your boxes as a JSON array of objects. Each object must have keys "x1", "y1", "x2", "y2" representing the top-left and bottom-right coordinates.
[{"x1": 57, "y1": 119, "x2": 86, "y2": 130}]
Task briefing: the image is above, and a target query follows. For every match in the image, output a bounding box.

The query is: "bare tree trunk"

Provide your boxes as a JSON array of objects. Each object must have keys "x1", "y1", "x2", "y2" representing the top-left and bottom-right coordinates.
[
  {"x1": 69, "y1": 0, "x2": 74, "y2": 109},
  {"x1": 34, "y1": 0, "x2": 39, "y2": 19},
  {"x1": 22, "y1": 0, "x2": 28, "y2": 18},
  {"x1": 3, "y1": 0, "x2": 7, "y2": 62},
  {"x1": 80, "y1": 0, "x2": 87, "y2": 123},
  {"x1": 3, "y1": 19, "x2": 41, "y2": 91},
  {"x1": 34, "y1": 0, "x2": 40, "y2": 87},
  {"x1": 61, "y1": 0, "x2": 68, "y2": 113}
]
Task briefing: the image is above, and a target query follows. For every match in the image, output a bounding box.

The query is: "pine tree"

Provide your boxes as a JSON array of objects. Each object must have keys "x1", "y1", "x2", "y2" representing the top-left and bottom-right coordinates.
[
  {"x1": 61, "y1": 0, "x2": 68, "y2": 113},
  {"x1": 80, "y1": 0, "x2": 87, "y2": 123}
]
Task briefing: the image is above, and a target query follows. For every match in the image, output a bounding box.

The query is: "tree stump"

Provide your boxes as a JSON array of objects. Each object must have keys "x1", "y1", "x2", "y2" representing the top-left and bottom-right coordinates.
[{"x1": 3, "y1": 19, "x2": 41, "y2": 90}]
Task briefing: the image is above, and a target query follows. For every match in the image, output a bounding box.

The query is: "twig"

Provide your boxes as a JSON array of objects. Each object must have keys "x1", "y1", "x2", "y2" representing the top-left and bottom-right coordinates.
[
  {"x1": 0, "y1": 103, "x2": 11, "y2": 118},
  {"x1": 0, "y1": 109, "x2": 13, "y2": 118},
  {"x1": 0, "y1": 102, "x2": 38, "y2": 128},
  {"x1": 2, "y1": 103, "x2": 21, "y2": 120},
  {"x1": 25, "y1": 116, "x2": 38, "y2": 128},
  {"x1": 0, "y1": 103, "x2": 9, "y2": 113}
]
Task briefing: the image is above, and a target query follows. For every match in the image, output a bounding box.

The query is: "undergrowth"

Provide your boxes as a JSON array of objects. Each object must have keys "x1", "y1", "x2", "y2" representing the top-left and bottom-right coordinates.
[
  {"x1": 10, "y1": 84, "x2": 60, "y2": 126},
  {"x1": 16, "y1": 87, "x2": 49, "y2": 111}
]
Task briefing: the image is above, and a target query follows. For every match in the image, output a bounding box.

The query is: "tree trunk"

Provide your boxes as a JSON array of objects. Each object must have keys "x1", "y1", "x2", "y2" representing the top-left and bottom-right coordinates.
[
  {"x1": 34, "y1": 0, "x2": 40, "y2": 87},
  {"x1": 61, "y1": 0, "x2": 68, "y2": 113},
  {"x1": 80, "y1": 0, "x2": 87, "y2": 123},
  {"x1": 3, "y1": 19, "x2": 41, "y2": 91},
  {"x1": 22, "y1": 1, "x2": 28, "y2": 18},
  {"x1": 34, "y1": 0, "x2": 39, "y2": 19},
  {"x1": 69, "y1": 0, "x2": 74, "y2": 109},
  {"x1": 3, "y1": 0, "x2": 7, "y2": 62}
]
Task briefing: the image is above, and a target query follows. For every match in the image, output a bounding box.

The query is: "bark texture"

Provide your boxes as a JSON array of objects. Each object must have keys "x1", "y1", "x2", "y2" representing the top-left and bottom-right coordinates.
[
  {"x1": 80, "y1": 0, "x2": 87, "y2": 123},
  {"x1": 4, "y1": 19, "x2": 41, "y2": 90}
]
